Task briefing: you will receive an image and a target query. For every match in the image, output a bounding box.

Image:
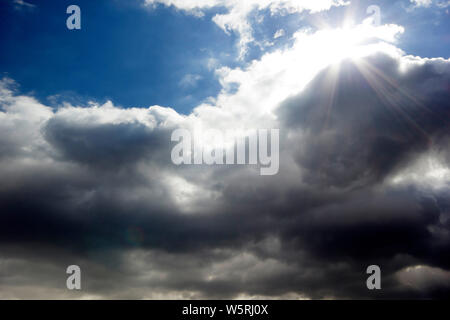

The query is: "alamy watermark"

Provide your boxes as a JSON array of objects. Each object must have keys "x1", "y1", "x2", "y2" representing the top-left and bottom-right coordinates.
[
  {"x1": 171, "y1": 128, "x2": 280, "y2": 176},
  {"x1": 366, "y1": 5, "x2": 381, "y2": 26},
  {"x1": 66, "y1": 5, "x2": 81, "y2": 30},
  {"x1": 366, "y1": 265, "x2": 381, "y2": 290},
  {"x1": 66, "y1": 265, "x2": 81, "y2": 290}
]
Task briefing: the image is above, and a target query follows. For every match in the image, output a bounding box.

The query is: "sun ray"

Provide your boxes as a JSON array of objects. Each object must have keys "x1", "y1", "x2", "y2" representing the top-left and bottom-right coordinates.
[{"x1": 353, "y1": 58, "x2": 435, "y2": 143}]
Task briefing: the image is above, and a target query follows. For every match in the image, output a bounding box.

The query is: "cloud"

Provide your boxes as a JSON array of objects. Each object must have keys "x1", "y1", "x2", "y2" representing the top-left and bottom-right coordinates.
[
  {"x1": 1, "y1": 20, "x2": 450, "y2": 299},
  {"x1": 273, "y1": 29, "x2": 285, "y2": 39},
  {"x1": 144, "y1": 0, "x2": 349, "y2": 58},
  {"x1": 410, "y1": 0, "x2": 433, "y2": 7},
  {"x1": 408, "y1": 0, "x2": 450, "y2": 9},
  {"x1": 12, "y1": 0, "x2": 36, "y2": 11},
  {"x1": 396, "y1": 265, "x2": 450, "y2": 293},
  {"x1": 278, "y1": 53, "x2": 450, "y2": 188},
  {"x1": 179, "y1": 74, "x2": 203, "y2": 89},
  {"x1": 436, "y1": 1, "x2": 450, "y2": 8}
]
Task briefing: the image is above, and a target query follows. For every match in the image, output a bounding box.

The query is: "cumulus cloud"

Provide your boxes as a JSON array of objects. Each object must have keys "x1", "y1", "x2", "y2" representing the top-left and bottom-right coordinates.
[{"x1": 1, "y1": 19, "x2": 450, "y2": 299}]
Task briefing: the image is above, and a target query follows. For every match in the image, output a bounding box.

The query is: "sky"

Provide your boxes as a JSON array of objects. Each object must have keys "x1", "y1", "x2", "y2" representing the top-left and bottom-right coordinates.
[{"x1": 0, "y1": 0, "x2": 449, "y2": 299}]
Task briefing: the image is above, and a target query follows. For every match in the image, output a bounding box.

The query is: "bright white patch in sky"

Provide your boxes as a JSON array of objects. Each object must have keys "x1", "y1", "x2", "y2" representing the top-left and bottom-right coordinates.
[
  {"x1": 397, "y1": 265, "x2": 450, "y2": 290},
  {"x1": 273, "y1": 29, "x2": 285, "y2": 39},
  {"x1": 389, "y1": 153, "x2": 450, "y2": 189},
  {"x1": 193, "y1": 23, "x2": 405, "y2": 132}
]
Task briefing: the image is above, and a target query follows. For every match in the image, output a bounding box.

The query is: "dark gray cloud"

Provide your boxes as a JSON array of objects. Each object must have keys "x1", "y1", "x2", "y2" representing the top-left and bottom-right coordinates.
[
  {"x1": 279, "y1": 53, "x2": 450, "y2": 188},
  {"x1": 0, "y1": 52, "x2": 450, "y2": 299},
  {"x1": 44, "y1": 118, "x2": 174, "y2": 169}
]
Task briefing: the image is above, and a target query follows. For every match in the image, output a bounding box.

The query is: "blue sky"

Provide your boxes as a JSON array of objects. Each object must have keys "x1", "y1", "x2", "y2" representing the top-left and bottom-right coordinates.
[
  {"x1": 0, "y1": 0, "x2": 234, "y2": 113},
  {"x1": 0, "y1": 0, "x2": 448, "y2": 114}
]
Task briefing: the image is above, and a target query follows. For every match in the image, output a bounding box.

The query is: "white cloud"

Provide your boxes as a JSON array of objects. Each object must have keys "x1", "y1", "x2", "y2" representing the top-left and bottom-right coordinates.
[
  {"x1": 389, "y1": 152, "x2": 450, "y2": 189},
  {"x1": 0, "y1": 78, "x2": 53, "y2": 159},
  {"x1": 273, "y1": 29, "x2": 285, "y2": 39},
  {"x1": 179, "y1": 74, "x2": 203, "y2": 88},
  {"x1": 191, "y1": 23, "x2": 405, "y2": 133},
  {"x1": 410, "y1": 0, "x2": 433, "y2": 7}
]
